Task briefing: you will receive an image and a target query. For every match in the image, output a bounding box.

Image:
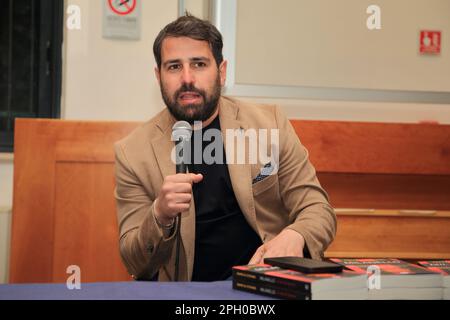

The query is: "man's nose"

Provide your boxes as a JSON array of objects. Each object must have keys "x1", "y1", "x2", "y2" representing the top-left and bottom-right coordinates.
[{"x1": 181, "y1": 66, "x2": 195, "y2": 84}]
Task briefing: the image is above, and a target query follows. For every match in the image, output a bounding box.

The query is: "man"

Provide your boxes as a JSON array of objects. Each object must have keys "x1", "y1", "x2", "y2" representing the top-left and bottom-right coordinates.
[{"x1": 114, "y1": 15, "x2": 336, "y2": 281}]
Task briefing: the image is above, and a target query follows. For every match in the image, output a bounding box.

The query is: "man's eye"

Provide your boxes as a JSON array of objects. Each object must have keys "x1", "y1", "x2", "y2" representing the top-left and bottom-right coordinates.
[
  {"x1": 168, "y1": 64, "x2": 180, "y2": 71},
  {"x1": 193, "y1": 62, "x2": 207, "y2": 68}
]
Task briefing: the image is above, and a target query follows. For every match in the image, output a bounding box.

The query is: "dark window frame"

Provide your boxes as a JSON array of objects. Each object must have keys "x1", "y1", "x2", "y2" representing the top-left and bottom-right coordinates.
[{"x1": 0, "y1": 0, "x2": 63, "y2": 152}]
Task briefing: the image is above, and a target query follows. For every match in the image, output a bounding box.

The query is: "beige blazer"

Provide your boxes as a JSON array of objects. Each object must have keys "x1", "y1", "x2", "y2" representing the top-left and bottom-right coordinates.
[{"x1": 114, "y1": 96, "x2": 336, "y2": 281}]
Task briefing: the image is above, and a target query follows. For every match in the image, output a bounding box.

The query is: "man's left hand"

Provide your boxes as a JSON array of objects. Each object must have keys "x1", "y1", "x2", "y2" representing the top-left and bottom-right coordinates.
[{"x1": 248, "y1": 229, "x2": 305, "y2": 265}]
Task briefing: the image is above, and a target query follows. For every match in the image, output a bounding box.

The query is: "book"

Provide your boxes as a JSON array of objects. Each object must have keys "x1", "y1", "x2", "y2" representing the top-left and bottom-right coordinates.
[
  {"x1": 232, "y1": 264, "x2": 368, "y2": 299},
  {"x1": 444, "y1": 288, "x2": 450, "y2": 300},
  {"x1": 417, "y1": 260, "x2": 450, "y2": 287},
  {"x1": 233, "y1": 279, "x2": 309, "y2": 300},
  {"x1": 233, "y1": 277, "x2": 368, "y2": 300},
  {"x1": 368, "y1": 287, "x2": 443, "y2": 300},
  {"x1": 330, "y1": 258, "x2": 442, "y2": 288}
]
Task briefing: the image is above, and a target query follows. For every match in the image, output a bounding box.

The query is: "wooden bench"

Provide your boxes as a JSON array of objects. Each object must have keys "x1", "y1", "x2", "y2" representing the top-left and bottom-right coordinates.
[{"x1": 9, "y1": 118, "x2": 450, "y2": 283}]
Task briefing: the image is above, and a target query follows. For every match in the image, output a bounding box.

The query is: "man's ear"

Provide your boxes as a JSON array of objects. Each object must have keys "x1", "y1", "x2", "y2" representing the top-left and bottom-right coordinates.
[
  {"x1": 219, "y1": 60, "x2": 227, "y2": 87},
  {"x1": 154, "y1": 66, "x2": 161, "y2": 85}
]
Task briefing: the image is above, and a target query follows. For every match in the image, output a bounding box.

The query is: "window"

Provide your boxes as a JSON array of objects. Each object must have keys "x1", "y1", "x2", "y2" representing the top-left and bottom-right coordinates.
[{"x1": 0, "y1": 0, "x2": 63, "y2": 152}]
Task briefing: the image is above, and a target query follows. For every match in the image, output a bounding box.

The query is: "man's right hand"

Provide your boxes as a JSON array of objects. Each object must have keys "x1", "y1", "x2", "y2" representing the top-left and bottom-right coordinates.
[{"x1": 154, "y1": 173, "x2": 203, "y2": 225}]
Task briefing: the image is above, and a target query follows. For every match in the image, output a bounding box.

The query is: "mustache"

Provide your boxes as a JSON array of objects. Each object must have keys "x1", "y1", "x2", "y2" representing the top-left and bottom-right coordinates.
[{"x1": 175, "y1": 83, "x2": 207, "y2": 100}]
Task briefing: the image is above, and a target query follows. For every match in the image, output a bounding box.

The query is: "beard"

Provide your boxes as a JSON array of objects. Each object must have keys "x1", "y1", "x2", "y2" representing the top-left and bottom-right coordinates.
[{"x1": 160, "y1": 74, "x2": 221, "y2": 124}]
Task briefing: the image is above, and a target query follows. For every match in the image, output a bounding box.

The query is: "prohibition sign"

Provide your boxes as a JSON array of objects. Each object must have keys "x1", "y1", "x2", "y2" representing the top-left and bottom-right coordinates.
[{"x1": 108, "y1": 0, "x2": 137, "y2": 16}]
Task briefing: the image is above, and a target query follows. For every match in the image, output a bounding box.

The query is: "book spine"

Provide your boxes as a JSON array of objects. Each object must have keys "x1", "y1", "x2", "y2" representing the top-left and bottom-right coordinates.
[
  {"x1": 232, "y1": 270, "x2": 310, "y2": 292},
  {"x1": 233, "y1": 279, "x2": 311, "y2": 300}
]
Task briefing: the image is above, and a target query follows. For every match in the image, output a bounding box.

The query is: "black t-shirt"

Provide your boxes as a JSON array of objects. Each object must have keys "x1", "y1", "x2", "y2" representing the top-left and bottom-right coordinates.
[{"x1": 189, "y1": 116, "x2": 262, "y2": 281}]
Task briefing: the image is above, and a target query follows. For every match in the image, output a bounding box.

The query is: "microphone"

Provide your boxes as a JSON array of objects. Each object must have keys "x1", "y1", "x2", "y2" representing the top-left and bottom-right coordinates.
[
  {"x1": 172, "y1": 121, "x2": 192, "y2": 174},
  {"x1": 171, "y1": 121, "x2": 192, "y2": 282}
]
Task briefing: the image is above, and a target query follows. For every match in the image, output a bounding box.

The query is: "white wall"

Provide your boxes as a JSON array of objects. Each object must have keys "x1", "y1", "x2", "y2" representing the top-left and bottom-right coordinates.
[
  {"x1": 62, "y1": 0, "x2": 178, "y2": 120},
  {"x1": 236, "y1": 0, "x2": 450, "y2": 92},
  {"x1": 240, "y1": 97, "x2": 450, "y2": 124},
  {"x1": 0, "y1": 155, "x2": 13, "y2": 284},
  {"x1": 229, "y1": 0, "x2": 450, "y2": 124},
  {"x1": 184, "y1": 0, "x2": 210, "y2": 19}
]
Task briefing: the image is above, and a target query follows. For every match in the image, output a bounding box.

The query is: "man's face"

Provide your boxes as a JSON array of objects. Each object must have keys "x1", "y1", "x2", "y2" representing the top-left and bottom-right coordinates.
[{"x1": 156, "y1": 37, "x2": 227, "y2": 124}]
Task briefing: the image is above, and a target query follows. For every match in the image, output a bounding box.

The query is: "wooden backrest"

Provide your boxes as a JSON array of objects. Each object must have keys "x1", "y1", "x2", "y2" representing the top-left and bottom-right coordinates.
[
  {"x1": 10, "y1": 119, "x2": 138, "y2": 283},
  {"x1": 290, "y1": 120, "x2": 450, "y2": 210},
  {"x1": 10, "y1": 118, "x2": 450, "y2": 283},
  {"x1": 291, "y1": 120, "x2": 450, "y2": 260}
]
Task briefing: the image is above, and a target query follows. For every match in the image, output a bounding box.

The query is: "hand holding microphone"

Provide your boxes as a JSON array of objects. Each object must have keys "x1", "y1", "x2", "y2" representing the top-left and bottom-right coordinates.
[
  {"x1": 154, "y1": 173, "x2": 203, "y2": 225},
  {"x1": 154, "y1": 120, "x2": 202, "y2": 225},
  {"x1": 157, "y1": 120, "x2": 199, "y2": 281}
]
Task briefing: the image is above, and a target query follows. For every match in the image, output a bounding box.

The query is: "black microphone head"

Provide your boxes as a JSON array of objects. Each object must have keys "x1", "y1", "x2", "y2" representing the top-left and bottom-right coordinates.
[{"x1": 172, "y1": 121, "x2": 192, "y2": 142}]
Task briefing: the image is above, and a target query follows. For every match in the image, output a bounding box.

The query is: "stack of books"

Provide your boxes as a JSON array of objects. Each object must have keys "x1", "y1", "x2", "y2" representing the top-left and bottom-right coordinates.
[
  {"x1": 330, "y1": 258, "x2": 443, "y2": 300},
  {"x1": 417, "y1": 260, "x2": 450, "y2": 300},
  {"x1": 232, "y1": 264, "x2": 368, "y2": 300}
]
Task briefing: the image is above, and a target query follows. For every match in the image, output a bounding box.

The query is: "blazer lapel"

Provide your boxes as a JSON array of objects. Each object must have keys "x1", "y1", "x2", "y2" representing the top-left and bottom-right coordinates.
[
  {"x1": 151, "y1": 114, "x2": 175, "y2": 179},
  {"x1": 219, "y1": 98, "x2": 259, "y2": 236}
]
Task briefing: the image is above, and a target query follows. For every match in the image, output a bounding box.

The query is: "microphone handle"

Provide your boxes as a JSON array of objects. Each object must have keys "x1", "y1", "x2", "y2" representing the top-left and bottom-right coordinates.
[
  {"x1": 175, "y1": 148, "x2": 187, "y2": 281},
  {"x1": 176, "y1": 163, "x2": 188, "y2": 174},
  {"x1": 174, "y1": 212, "x2": 182, "y2": 281},
  {"x1": 175, "y1": 137, "x2": 190, "y2": 281}
]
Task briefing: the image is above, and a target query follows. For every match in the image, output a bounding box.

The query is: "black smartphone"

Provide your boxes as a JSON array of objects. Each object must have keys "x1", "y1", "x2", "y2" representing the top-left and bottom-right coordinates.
[{"x1": 263, "y1": 257, "x2": 343, "y2": 274}]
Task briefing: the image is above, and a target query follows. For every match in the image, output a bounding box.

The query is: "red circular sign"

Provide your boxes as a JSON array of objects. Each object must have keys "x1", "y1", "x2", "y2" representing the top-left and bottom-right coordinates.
[{"x1": 108, "y1": 0, "x2": 136, "y2": 16}]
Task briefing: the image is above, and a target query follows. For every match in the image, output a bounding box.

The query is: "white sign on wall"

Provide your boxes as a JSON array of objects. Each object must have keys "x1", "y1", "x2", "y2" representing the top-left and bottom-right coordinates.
[{"x1": 103, "y1": 0, "x2": 141, "y2": 40}]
